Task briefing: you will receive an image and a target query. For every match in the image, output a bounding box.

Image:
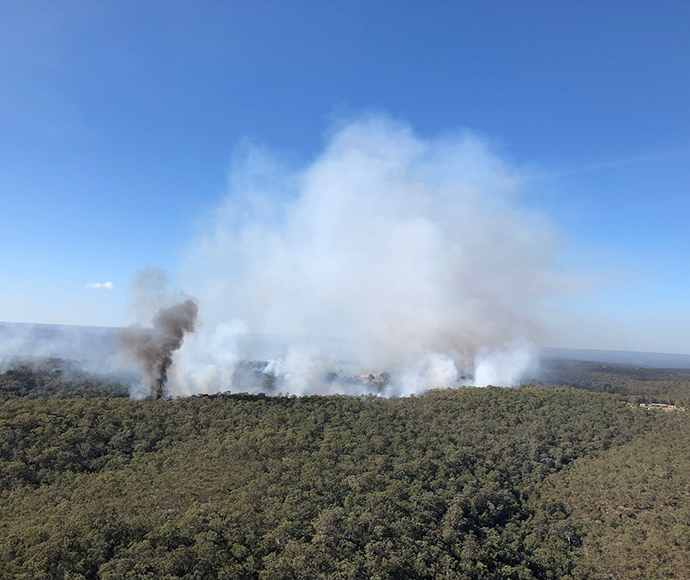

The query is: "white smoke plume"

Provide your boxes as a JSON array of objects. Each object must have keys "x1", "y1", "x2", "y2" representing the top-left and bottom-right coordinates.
[{"x1": 173, "y1": 115, "x2": 555, "y2": 396}]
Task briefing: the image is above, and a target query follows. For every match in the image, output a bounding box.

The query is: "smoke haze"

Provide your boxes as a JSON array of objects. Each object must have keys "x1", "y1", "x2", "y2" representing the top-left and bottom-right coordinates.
[
  {"x1": 0, "y1": 117, "x2": 558, "y2": 397},
  {"x1": 173, "y1": 115, "x2": 556, "y2": 396}
]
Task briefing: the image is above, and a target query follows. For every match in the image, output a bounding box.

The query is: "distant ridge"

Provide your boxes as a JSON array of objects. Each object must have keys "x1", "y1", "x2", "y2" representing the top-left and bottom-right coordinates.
[
  {"x1": 2, "y1": 321, "x2": 690, "y2": 369},
  {"x1": 540, "y1": 347, "x2": 690, "y2": 369}
]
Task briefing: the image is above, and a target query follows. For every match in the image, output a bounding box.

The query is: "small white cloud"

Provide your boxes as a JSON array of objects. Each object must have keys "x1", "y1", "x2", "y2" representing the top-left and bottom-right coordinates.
[{"x1": 86, "y1": 281, "x2": 114, "y2": 290}]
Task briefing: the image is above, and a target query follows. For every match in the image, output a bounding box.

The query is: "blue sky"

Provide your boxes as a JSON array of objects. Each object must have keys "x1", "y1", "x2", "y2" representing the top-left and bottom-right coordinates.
[{"x1": 1, "y1": 1, "x2": 689, "y2": 353}]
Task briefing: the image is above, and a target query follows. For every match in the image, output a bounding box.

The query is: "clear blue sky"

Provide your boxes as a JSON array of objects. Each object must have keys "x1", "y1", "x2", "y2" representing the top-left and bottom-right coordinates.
[{"x1": 1, "y1": 1, "x2": 689, "y2": 353}]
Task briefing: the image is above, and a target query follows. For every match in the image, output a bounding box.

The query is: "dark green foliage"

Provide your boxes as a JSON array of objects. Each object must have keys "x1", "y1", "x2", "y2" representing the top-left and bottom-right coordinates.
[
  {"x1": 539, "y1": 413, "x2": 690, "y2": 579},
  {"x1": 3, "y1": 359, "x2": 690, "y2": 579},
  {"x1": 0, "y1": 361, "x2": 128, "y2": 401},
  {"x1": 0, "y1": 387, "x2": 657, "y2": 579},
  {"x1": 539, "y1": 359, "x2": 690, "y2": 404}
]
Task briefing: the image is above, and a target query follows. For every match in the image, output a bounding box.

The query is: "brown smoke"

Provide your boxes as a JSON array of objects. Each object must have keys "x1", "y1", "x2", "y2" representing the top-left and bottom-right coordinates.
[{"x1": 118, "y1": 298, "x2": 198, "y2": 399}]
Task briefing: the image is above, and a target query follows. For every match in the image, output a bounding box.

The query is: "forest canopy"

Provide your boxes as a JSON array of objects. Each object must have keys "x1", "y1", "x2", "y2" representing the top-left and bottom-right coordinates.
[{"x1": 0, "y1": 360, "x2": 688, "y2": 579}]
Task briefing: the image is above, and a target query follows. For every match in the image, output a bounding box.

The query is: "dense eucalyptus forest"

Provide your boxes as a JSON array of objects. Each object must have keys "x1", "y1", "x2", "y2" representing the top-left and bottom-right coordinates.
[{"x1": 1, "y1": 360, "x2": 689, "y2": 579}]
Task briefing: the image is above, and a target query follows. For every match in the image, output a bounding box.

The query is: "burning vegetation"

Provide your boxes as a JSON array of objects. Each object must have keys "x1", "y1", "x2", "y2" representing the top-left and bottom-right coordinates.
[{"x1": 117, "y1": 298, "x2": 198, "y2": 399}]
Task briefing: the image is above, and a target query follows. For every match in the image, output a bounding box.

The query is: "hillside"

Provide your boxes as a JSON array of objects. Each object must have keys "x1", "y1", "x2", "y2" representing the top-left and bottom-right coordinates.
[
  {"x1": 538, "y1": 359, "x2": 690, "y2": 404},
  {"x1": 0, "y1": 362, "x2": 688, "y2": 578}
]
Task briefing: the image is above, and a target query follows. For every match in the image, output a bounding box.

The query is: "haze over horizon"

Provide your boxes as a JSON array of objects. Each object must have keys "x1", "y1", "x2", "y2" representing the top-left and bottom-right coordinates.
[{"x1": 2, "y1": 1, "x2": 690, "y2": 356}]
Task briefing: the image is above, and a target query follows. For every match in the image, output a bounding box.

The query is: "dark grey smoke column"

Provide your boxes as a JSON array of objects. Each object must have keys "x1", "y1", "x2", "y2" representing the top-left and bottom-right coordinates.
[{"x1": 119, "y1": 298, "x2": 198, "y2": 399}]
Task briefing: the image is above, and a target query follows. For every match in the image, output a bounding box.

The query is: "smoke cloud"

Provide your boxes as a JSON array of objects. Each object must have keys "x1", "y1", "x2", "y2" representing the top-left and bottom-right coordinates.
[
  {"x1": 171, "y1": 115, "x2": 556, "y2": 396},
  {"x1": 118, "y1": 268, "x2": 199, "y2": 399}
]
